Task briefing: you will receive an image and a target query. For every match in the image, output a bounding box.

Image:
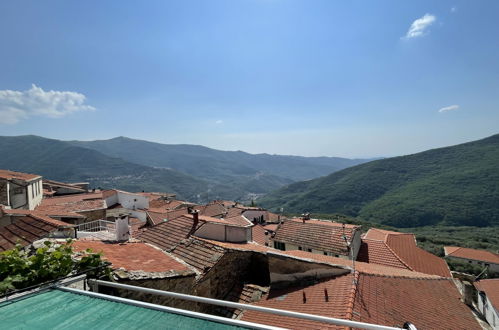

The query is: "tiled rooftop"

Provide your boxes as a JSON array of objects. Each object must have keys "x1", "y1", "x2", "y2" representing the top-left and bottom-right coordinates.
[
  {"x1": 72, "y1": 240, "x2": 190, "y2": 273},
  {"x1": 352, "y1": 274, "x2": 480, "y2": 330},
  {"x1": 279, "y1": 250, "x2": 441, "y2": 278},
  {"x1": 358, "y1": 228, "x2": 451, "y2": 277},
  {"x1": 171, "y1": 238, "x2": 227, "y2": 273},
  {"x1": 36, "y1": 193, "x2": 107, "y2": 215},
  {"x1": 273, "y1": 219, "x2": 359, "y2": 255},
  {"x1": 475, "y1": 279, "x2": 499, "y2": 310},
  {"x1": 251, "y1": 224, "x2": 268, "y2": 245},
  {"x1": 242, "y1": 273, "x2": 355, "y2": 329},
  {"x1": 0, "y1": 214, "x2": 69, "y2": 251},
  {"x1": 444, "y1": 246, "x2": 499, "y2": 264},
  {"x1": 0, "y1": 169, "x2": 41, "y2": 182},
  {"x1": 136, "y1": 215, "x2": 204, "y2": 251}
]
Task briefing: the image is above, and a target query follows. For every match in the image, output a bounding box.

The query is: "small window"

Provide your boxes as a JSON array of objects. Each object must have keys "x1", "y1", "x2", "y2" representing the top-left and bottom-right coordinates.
[
  {"x1": 274, "y1": 242, "x2": 285, "y2": 251},
  {"x1": 307, "y1": 248, "x2": 312, "y2": 252},
  {"x1": 323, "y1": 251, "x2": 328, "y2": 256},
  {"x1": 298, "y1": 246, "x2": 302, "y2": 250}
]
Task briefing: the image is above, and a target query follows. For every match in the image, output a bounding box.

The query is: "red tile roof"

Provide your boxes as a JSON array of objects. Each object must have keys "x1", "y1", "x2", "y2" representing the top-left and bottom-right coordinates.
[
  {"x1": 171, "y1": 238, "x2": 226, "y2": 273},
  {"x1": 0, "y1": 169, "x2": 41, "y2": 181},
  {"x1": 358, "y1": 228, "x2": 451, "y2": 277},
  {"x1": 72, "y1": 240, "x2": 190, "y2": 273},
  {"x1": 242, "y1": 269, "x2": 479, "y2": 329},
  {"x1": 199, "y1": 214, "x2": 252, "y2": 227},
  {"x1": 136, "y1": 215, "x2": 205, "y2": 251},
  {"x1": 444, "y1": 246, "x2": 499, "y2": 265},
  {"x1": 272, "y1": 219, "x2": 360, "y2": 255},
  {"x1": 352, "y1": 274, "x2": 480, "y2": 330},
  {"x1": 195, "y1": 203, "x2": 228, "y2": 218},
  {"x1": 279, "y1": 250, "x2": 441, "y2": 278},
  {"x1": 242, "y1": 273, "x2": 356, "y2": 329},
  {"x1": 251, "y1": 224, "x2": 268, "y2": 245},
  {"x1": 0, "y1": 214, "x2": 70, "y2": 251},
  {"x1": 36, "y1": 193, "x2": 107, "y2": 216},
  {"x1": 357, "y1": 239, "x2": 408, "y2": 269},
  {"x1": 475, "y1": 279, "x2": 499, "y2": 310}
]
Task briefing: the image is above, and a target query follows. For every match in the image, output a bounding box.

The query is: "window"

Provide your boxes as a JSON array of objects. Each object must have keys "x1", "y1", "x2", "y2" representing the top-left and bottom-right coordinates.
[
  {"x1": 323, "y1": 251, "x2": 328, "y2": 256},
  {"x1": 307, "y1": 248, "x2": 312, "y2": 252},
  {"x1": 298, "y1": 246, "x2": 302, "y2": 250},
  {"x1": 274, "y1": 241, "x2": 285, "y2": 251}
]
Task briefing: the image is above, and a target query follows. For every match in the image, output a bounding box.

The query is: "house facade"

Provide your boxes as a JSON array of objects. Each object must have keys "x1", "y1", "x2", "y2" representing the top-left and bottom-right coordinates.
[
  {"x1": 445, "y1": 246, "x2": 499, "y2": 274},
  {"x1": 0, "y1": 170, "x2": 43, "y2": 210}
]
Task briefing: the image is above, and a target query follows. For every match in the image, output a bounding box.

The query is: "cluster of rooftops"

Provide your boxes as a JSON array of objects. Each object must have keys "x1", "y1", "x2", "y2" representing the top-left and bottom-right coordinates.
[{"x1": 1, "y1": 168, "x2": 498, "y2": 329}]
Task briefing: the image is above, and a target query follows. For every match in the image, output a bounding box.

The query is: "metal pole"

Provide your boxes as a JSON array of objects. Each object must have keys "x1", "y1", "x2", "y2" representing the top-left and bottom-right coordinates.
[{"x1": 88, "y1": 279, "x2": 404, "y2": 330}]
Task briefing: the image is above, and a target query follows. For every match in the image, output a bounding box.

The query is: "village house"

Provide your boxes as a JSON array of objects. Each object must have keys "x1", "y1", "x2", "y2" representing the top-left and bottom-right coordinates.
[
  {"x1": 270, "y1": 216, "x2": 362, "y2": 259},
  {"x1": 445, "y1": 246, "x2": 499, "y2": 274},
  {"x1": 0, "y1": 169, "x2": 43, "y2": 210},
  {"x1": 474, "y1": 279, "x2": 499, "y2": 329}
]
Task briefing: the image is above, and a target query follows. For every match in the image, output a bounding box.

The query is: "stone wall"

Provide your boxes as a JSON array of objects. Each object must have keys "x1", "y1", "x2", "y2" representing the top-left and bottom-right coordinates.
[
  {"x1": 0, "y1": 180, "x2": 8, "y2": 206},
  {"x1": 195, "y1": 250, "x2": 270, "y2": 313},
  {"x1": 99, "y1": 272, "x2": 198, "y2": 311}
]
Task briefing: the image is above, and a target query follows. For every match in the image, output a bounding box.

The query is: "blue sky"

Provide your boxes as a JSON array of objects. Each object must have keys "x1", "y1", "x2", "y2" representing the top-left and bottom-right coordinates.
[{"x1": 0, "y1": 0, "x2": 498, "y2": 158}]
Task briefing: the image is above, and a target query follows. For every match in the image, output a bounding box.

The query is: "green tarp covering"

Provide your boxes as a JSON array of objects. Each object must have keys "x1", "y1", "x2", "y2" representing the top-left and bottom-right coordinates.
[{"x1": 0, "y1": 289, "x2": 247, "y2": 329}]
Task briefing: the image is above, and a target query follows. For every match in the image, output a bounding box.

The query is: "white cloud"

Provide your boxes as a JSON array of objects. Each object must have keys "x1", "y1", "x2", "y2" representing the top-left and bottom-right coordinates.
[
  {"x1": 403, "y1": 14, "x2": 437, "y2": 39},
  {"x1": 438, "y1": 104, "x2": 459, "y2": 113},
  {"x1": 215, "y1": 120, "x2": 223, "y2": 124},
  {"x1": 0, "y1": 84, "x2": 95, "y2": 124}
]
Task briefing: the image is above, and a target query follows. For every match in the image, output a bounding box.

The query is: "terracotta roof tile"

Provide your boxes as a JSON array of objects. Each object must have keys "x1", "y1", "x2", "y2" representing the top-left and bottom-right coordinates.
[
  {"x1": 136, "y1": 215, "x2": 204, "y2": 251},
  {"x1": 272, "y1": 219, "x2": 359, "y2": 255},
  {"x1": 0, "y1": 169, "x2": 41, "y2": 181},
  {"x1": 72, "y1": 240, "x2": 190, "y2": 273},
  {"x1": 241, "y1": 273, "x2": 355, "y2": 329},
  {"x1": 475, "y1": 279, "x2": 499, "y2": 310},
  {"x1": 280, "y1": 250, "x2": 441, "y2": 278},
  {"x1": 444, "y1": 246, "x2": 499, "y2": 265},
  {"x1": 251, "y1": 224, "x2": 268, "y2": 245},
  {"x1": 352, "y1": 274, "x2": 481, "y2": 330},
  {"x1": 0, "y1": 215, "x2": 68, "y2": 251},
  {"x1": 171, "y1": 238, "x2": 226, "y2": 273},
  {"x1": 359, "y1": 229, "x2": 451, "y2": 277}
]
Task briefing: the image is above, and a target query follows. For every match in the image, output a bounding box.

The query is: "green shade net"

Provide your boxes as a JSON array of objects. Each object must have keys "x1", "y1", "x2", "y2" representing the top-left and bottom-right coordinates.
[{"x1": 0, "y1": 289, "x2": 247, "y2": 330}]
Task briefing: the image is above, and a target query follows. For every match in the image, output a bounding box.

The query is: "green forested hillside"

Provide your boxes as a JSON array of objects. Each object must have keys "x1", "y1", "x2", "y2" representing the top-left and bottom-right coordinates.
[
  {"x1": 70, "y1": 137, "x2": 368, "y2": 182},
  {"x1": 0, "y1": 135, "x2": 216, "y2": 201},
  {"x1": 260, "y1": 134, "x2": 499, "y2": 227}
]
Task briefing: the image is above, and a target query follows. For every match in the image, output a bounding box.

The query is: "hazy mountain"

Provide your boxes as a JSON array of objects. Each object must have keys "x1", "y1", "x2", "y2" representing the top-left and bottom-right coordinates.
[
  {"x1": 260, "y1": 133, "x2": 499, "y2": 227},
  {"x1": 70, "y1": 136, "x2": 369, "y2": 182},
  {"x1": 0, "y1": 135, "x2": 367, "y2": 202}
]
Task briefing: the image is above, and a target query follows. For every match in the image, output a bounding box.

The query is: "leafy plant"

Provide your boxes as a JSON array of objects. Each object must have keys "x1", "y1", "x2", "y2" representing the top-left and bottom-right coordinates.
[{"x1": 0, "y1": 239, "x2": 109, "y2": 294}]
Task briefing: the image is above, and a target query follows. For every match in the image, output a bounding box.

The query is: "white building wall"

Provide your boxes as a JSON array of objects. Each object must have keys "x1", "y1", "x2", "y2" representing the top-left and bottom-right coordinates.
[
  {"x1": 27, "y1": 179, "x2": 43, "y2": 210},
  {"x1": 477, "y1": 293, "x2": 499, "y2": 329},
  {"x1": 448, "y1": 256, "x2": 499, "y2": 273},
  {"x1": 117, "y1": 191, "x2": 149, "y2": 210},
  {"x1": 195, "y1": 223, "x2": 226, "y2": 241},
  {"x1": 129, "y1": 209, "x2": 147, "y2": 222}
]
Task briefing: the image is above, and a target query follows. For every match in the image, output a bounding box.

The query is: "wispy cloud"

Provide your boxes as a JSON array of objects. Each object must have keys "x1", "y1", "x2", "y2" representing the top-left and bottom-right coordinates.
[
  {"x1": 451, "y1": 7, "x2": 457, "y2": 13},
  {"x1": 0, "y1": 84, "x2": 95, "y2": 124},
  {"x1": 215, "y1": 120, "x2": 223, "y2": 124},
  {"x1": 438, "y1": 104, "x2": 459, "y2": 113},
  {"x1": 403, "y1": 14, "x2": 437, "y2": 39}
]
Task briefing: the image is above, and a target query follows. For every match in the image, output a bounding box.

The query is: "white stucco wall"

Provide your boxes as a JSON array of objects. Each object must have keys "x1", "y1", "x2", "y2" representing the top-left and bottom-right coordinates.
[
  {"x1": 117, "y1": 191, "x2": 149, "y2": 210},
  {"x1": 478, "y1": 292, "x2": 499, "y2": 329},
  {"x1": 27, "y1": 179, "x2": 43, "y2": 210},
  {"x1": 194, "y1": 223, "x2": 251, "y2": 243},
  {"x1": 129, "y1": 209, "x2": 147, "y2": 222}
]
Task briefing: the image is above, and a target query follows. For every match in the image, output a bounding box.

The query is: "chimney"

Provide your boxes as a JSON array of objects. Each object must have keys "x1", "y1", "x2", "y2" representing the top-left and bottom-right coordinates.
[
  {"x1": 302, "y1": 291, "x2": 307, "y2": 303},
  {"x1": 324, "y1": 288, "x2": 329, "y2": 302},
  {"x1": 191, "y1": 209, "x2": 199, "y2": 225}
]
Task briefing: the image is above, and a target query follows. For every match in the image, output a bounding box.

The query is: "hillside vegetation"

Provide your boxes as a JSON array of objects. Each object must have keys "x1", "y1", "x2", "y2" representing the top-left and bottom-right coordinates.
[
  {"x1": 0, "y1": 135, "x2": 366, "y2": 202},
  {"x1": 261, "y1": 133, "x2": 499, "y2": 227}
]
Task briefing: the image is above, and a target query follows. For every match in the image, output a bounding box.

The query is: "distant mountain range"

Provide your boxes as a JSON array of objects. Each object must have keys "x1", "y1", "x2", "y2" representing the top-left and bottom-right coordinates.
[
  {"x1": 0, "y1": 135, "x2": 369, "y2": 202},
  {"x1": 260, "y1": 133, "x2": 499, "y2": 228}
]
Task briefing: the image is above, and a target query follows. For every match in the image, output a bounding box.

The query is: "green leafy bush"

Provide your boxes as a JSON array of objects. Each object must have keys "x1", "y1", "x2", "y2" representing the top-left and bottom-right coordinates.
[{"x1": 0, "y1": 239, "x2": 109, "y2": 294}]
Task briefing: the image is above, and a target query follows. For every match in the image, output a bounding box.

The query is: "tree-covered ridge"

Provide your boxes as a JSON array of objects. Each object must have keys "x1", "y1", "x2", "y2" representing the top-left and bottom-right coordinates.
[{"x1": 261, "y1": 133, "x2": 499, "y2": 227}]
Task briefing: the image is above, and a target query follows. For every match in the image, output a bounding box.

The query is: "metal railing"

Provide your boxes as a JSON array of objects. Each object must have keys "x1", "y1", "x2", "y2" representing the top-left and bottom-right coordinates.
[
  {"x1": 87, "y1": 279, "x2": 406, "y2": 330},
  {"x1": 77, "y1": 220, "x2": 116, "y2": 233}
]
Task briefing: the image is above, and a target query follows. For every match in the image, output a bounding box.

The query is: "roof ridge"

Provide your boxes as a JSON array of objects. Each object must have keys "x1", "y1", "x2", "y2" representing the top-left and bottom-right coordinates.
[
  {"x1": 345, "y1": 271, "x2": 360, "y2": 321},
  {"x1": 382, "y1": 240, "x2": 414, "y2": 271}
]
